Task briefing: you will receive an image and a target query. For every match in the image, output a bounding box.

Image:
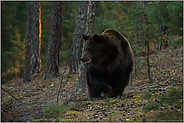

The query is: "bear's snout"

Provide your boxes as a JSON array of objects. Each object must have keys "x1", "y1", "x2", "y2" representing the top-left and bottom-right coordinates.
[{"x1": 81, "y1": 57, "x2": 92, "y2": 64}]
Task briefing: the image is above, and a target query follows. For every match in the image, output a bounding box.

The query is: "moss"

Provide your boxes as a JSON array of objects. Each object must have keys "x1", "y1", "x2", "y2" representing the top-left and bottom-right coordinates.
[
  {"x1": 93, "y1": 101, "x2": 104, "y2": 107},
  {"x1": 31, "y1": 118, "x2": 53, "y2": 122},
  {"x1": 100, "y1": 117, "x2": 109, "y2": 122},
  {"x1": 132, "y1": 93, "x2": 142, "y2": 99},
  {"x1": 60, "y1": 118, "x2": 75, "y2": 122},
  {"x1": 67, "y1": 74, "x2": 72, "y2": 78},
  {"x1": 2, "y1": 96, "x2": 12, "y2": 102},
  {"x1": 110, "y1": 99, "x2": 121, "y2": 105},
  {"x1": 132, "y1": 107, "x2": 141, "y2": 111},
  {"x1": 174, "y1": 104, "x2": 182, "y2": 109},
  {"x1": 65, "y1": 110, "x2": 80, "y2": 116},
  {"x1": 146, "y1": 109, "x2": 183, "y2": 122}
]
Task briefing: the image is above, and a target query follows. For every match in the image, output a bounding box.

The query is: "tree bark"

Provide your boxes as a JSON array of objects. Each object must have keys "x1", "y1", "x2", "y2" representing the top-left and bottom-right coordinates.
[
  {"x1": 42, "y1": 1, "x2": 63, "y2": 80},
  {"x1": 143, "y1": 2, "x2": 152, "y2": 83},
  {"x1": 31, "y1": 1, "x2": 42, "y2": 77},
  {"x1": 69, "y1": 1, "x2": 87, "y2": 74},
  {"x1": 23, "y1": 2, "x2": 33, "y2": 82},
  {"x1": 76, "y1": 1, "x2": 95, "y2": 93},
  {"x1": 156, "y1": 2, "x2": 169, "y2": 50},
  {"x1": 134, "y1": 2, "x2": 143, "y2": 80}
]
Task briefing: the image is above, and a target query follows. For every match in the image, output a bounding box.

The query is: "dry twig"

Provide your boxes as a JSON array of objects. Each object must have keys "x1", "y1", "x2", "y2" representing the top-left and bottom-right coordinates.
[
  {"x1": 1, "y1": 104, "x2": 9, "y2": 112},
  {"x1": 1, "y1": 86, "x2": 24, "y2": 104},
  {"x1": 57, "y1": 67, "x2": 67, "y2": 103}
]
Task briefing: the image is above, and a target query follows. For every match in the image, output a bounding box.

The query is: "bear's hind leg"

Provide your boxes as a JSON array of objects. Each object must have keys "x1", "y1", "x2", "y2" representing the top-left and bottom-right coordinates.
[{"x1": 109, "y1": 80, "x2": 127, "y2": 98}]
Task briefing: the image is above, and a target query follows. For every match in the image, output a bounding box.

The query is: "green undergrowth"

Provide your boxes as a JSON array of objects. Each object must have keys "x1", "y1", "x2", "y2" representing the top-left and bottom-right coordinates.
[
  {"x1": 141, "y1": 86, "x2": 183, "y2": 113},
  {"x1": 146, "y1": 109, "x2": 183, "y2": 122},
  {"x1": 42, "y1": 99, "x2": 73, "y2": 118}
]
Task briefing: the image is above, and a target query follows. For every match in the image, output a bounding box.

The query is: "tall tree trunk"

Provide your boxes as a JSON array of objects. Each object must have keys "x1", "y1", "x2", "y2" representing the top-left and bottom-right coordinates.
[
  {"x1": 76, "y1": 1, "x2": 95, "y2": 94},
  {"x1": 31, "y1": 1, "x2": 42, "y2": 77},
  {"x1": 156, "y1": 2, "x2": 169, "y2": 50},
  {"x1": 157, "y1": 5, "x2": 169, "y2": 50},
  {"x1": 133, "y1": 2, "x2": 142, "y2": 80},
  {"x1": 143, "y1": 2, "x2": 152, "y2": 83},
  {"x1": 69, "y1": 1, "x2": 87, "y2": 74},
  {"x1": 23, "y1": 2, "x2": 33, "y2": 82},
  {"x1": 42, "y1": 1, "x2": 63, "y2": 80}
]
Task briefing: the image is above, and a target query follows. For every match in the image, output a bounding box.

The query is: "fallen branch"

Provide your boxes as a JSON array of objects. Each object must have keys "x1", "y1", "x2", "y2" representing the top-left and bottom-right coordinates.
[
  {"x1": 1, "y1": 86, "x2": 24, "y2": 104},
  {"x1": 57, "y1": 67, "x2": 67, "y2": 103},
  {"x1": 1, "y1": 104, "x2": 9, "y2": 113}
]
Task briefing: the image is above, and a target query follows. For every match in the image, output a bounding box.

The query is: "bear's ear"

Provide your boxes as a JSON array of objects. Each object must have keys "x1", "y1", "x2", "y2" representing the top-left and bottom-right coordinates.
[
  {"x1": 93, "y1": 34, "x2": 104, "y2": 43},
  {"x1": 82, "y1": 34, "x2": 90, "y2": 41}
]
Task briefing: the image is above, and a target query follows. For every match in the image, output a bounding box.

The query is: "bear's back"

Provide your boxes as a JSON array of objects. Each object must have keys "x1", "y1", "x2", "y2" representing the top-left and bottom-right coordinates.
[
  {"x1": 103, "y1": 29, "x2": 130, "y2": 49},
  {"x1": 103, "y1": 29, "x2": 133, "y2": 72}
]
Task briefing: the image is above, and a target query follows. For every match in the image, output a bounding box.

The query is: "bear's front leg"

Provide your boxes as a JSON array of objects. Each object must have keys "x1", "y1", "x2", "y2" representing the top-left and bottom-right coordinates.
[
  {"x1": 88, "y1": 74, "x2": 112, "y2": 94},
  {"x1": 87, "y1": 83, "x2": 101, "y2": 98}
]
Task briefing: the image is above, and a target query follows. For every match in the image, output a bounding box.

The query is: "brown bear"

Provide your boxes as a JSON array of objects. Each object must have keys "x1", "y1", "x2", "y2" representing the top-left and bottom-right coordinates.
[{"x1": 81, "y1": 29, "x2": 133, "y2": 98}]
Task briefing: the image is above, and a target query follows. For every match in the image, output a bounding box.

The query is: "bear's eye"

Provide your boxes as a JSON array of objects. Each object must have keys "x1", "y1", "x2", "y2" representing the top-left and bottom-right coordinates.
[{"x1": 87, "y1": 48, "x2": 91, "y2": 51}]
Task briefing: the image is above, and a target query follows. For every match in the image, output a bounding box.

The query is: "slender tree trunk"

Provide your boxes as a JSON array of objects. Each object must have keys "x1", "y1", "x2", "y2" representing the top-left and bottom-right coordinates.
[
  {"x1": 23, "y1": 2, "x2": 33, "y2": 82},
  {"x1": 134, "y1": 2, "x2": 142, "y2": 80},
  {"x1": 31, "y1": 1, "x2": 42, "y2": 77},
  {"x1": 42, "y1": 2, "x2": 63, "y2": 79},
  {"x1": 76, "y1": 1, "x2": 95, "y2": 93},
  {"x1": 69, "y1": 1, "x2": 87, "y2": 74},
  {"x1": 156, "y1": 2, "x2": 169, "y2": 50},
  {"x1": 143, "y1": 2, "x2": 152, "y2": 83}
]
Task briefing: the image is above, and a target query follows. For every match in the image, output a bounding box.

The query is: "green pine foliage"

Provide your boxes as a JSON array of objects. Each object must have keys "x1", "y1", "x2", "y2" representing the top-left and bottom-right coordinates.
[
  {"x1": 1, "y1": 28, "x2": 25, "y2": 83},
  {"x1": 140, "y1": 87, "x2": 152, "y2": 100},
  {"x1": 141, "y1": 86, "x2": 183, "y2": 112},
  {"x1": 1, "y1": 1, "x2": 183, "y2": 82},
  {"x1": 42, "y1": 100, "x2": 72, "y2": 118},
  {"x1": 142, "y1": 100, "x2": 159, "y2": 112}
]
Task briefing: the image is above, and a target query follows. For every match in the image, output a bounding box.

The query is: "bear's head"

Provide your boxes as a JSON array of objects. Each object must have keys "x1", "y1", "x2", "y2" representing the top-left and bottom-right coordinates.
[{"x1": 81, "y1": 34, "x2": 107, "y2": 65}]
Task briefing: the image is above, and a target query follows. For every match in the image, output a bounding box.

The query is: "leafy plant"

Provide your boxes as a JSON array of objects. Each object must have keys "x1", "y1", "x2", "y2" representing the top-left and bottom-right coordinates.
[
  {"x1": 140, "y1": 87, "x2": 152, "y2": 100},
  {"x1": 142, "y1": 100, "x2": 159, "y2": 112},
  {"x1": 42, "y1": 100, "x2": 72, "y2": 118},
  {"x1": 163, "y1": 86, "x2": 182, "y2": 105}
]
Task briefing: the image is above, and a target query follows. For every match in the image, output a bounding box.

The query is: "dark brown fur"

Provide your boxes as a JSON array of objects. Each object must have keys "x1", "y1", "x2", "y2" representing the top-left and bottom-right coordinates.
[{"x1": 81, "y1": 29, "x2": 133, "y2": 98}]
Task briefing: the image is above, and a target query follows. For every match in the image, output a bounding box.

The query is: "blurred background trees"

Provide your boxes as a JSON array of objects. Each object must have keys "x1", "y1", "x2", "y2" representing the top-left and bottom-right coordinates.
[{"x1": 1, "y1": 1, "x2": 183, "y2": 83}]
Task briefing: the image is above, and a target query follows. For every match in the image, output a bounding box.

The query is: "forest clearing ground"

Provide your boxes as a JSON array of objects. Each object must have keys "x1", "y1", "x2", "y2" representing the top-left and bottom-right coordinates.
[{"x1": 1, "y1": 46, "x2": 183, "y2": 122}]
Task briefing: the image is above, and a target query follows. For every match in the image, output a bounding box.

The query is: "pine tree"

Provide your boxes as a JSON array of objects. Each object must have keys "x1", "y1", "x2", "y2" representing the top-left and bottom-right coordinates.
[
  {"x1": 23, "y1": 2, "x2": 33, "y2": 82},
  {"x1": 69, "y1": 1, "x2": 87, "y2": 74},
  {"x1": 143, "y1": 2, "x2": 152, "y2": 83},
  {"x1": 31, "y1": 1, "x2": 42, "y2": 77},
  {"x1": 42, "y1": 1, "x2": 63, "y2": 79},
  {"x1": 76, "y1": 1, "x2": 95, "y2": 94}
]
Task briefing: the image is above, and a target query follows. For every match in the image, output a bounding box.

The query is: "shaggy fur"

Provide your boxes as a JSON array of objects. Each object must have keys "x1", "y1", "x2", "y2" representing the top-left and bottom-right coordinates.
[{"x1": 81, "y1": 29, "x2": 133, "y2": 98}]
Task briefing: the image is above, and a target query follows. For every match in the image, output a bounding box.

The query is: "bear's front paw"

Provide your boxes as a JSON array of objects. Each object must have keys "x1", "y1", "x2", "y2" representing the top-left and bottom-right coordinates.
[
  {"x1": 109, "y1": 86, "x2": 113, "y2": 93},
  {"x1": 103, "y1": 85, "x2": 112, "y2": 94}
]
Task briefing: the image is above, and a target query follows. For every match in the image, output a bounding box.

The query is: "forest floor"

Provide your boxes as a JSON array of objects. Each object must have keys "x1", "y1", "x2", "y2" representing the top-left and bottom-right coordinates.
[{"x1": 1, "y1": 46, "x2": 183, "y2": 122}]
